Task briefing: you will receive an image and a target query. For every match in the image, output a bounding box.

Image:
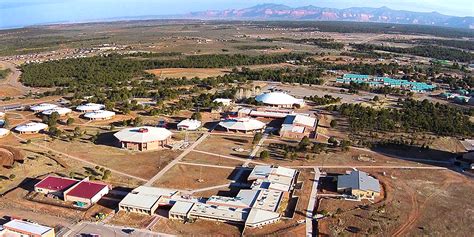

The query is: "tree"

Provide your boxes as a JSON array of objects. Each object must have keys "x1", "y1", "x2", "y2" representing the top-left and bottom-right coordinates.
[
  {"x1": 73, "y1": 126, "x2": 82, "y2": 137},
  {"x1": 328, "y1": 136, "x2": 338, "y2": 146},
  {"x1": 191, "y1": 112, "x2": 202, "y2": 121},
  {"x1": 373, "y1": 95, "x2": 380, "y2": 102},
  {"x1": 330, "y1": 120, "x2": 338, "y2": 128},
  {"x1": 9, "y1": 174, "x2": 15, "y2": 180},
  {"x1": 260, "y1": 150, "x2": 270, "y2": 160},
  {"x1": 252, "y1": 132, "x2": 263, "y2": 145},
  {"x1": 298, "y1": 136, "x2": 311, "y2": 151},
  {"x1": 340, "y1": 140, "x2": 351, "y2": 151},
  {"x1": 2, "y1": 117, "x2": 9, "y2": 128},
  {"x1": 133, "y1": 116, "x2": 143, "y2": 126},
  {"x1": 66, "y1": 117, "x2": 75, "y2": 126},
  {"x1": 102, "y1": 169, "x2": 112, "y2": 180}
]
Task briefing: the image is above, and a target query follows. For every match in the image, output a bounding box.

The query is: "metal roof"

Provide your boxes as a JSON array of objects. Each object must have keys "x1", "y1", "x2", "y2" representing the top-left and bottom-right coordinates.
[
  {"x1": 15, "y1": 122, "x2": 48, "y2": 132},
  {"x1": 3, "y1": 220, "x2": 53, "y2": 236},
  {"x1": 218, "y1": 117, "x2": 265, "y2": 131},
  {"x1": 337, "y1": 171, "x2": 381, "y2": 193},
  {"x1": 114, "y1": 126, "x2": 173, "y2": 143},
  {"x1": 255, "y1": 92, "x2": 303, "y2": 106}
]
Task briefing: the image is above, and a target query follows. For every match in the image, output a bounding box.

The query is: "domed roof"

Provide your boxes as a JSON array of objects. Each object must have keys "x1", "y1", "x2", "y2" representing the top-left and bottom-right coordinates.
[
  {"x1": 255, "y1": 92, "x2": 302, "y2": 106},
  {"x1": 76, "y1": 103, "x2": 105, "y2": 112},
  {"x1": 42, "y1": 107, "x2": 72, "y2": 116},
  {"x1": 30, "y1": 103, "x2": 58, "y2": 112},
  {"x1": 15, "y1": 122, "x2": 48, "y2": 132},
  {"x1": 0, "y1": 128, "x2": 9, "y2": 137},
  {"x1": 84, "y1": 110, "x2": 116, "y2": 119},
  {"x1": 114, "y1": 126, "x2": 173, "y2": 143},
  {"x1": 218, "y1": 117, "x2": 266, "y2": 131}
]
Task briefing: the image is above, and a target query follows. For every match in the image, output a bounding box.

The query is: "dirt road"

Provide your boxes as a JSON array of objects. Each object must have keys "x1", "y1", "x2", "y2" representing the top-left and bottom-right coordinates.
[{"x1": 0, "y1": 60, "x2": 33, "y2": 96}]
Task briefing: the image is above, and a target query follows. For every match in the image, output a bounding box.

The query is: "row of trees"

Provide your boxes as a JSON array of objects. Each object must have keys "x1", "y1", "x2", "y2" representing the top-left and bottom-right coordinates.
[{"x1": 330, "y1": 99, "x2": 474, "y2": 137}]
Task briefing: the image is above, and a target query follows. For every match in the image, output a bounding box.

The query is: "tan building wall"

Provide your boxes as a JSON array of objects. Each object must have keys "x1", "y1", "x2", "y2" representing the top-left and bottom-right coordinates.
[{"x1": 121, "y1": 138, "x2": 170, "y2": 151}]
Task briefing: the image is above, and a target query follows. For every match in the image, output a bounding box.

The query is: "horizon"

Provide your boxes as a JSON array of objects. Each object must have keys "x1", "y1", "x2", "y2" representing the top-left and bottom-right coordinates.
[{"x1": 0, "y1": 0, "x2": 473, "y2": 30}]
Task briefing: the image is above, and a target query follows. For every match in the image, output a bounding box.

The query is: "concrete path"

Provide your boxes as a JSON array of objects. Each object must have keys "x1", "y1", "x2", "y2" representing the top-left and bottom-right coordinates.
[
  {"x1": 190, "y1": 183, "x2": 232, "y2": 194},
  {"x1": 177, "y1": 161, "x2": 236, "y2": 170},
  {"x1": 144, "y1": 132, "x2": 210, "y2": 186},
  {"x1": 191, "y1": 150, "x2": 267, "y2": 165},
  {"x1": 233, "y1": 132, "x2": 268, "y2": 182},
  {"x1": 306, "y1": 168, "x2": 320, "y2": 237}
]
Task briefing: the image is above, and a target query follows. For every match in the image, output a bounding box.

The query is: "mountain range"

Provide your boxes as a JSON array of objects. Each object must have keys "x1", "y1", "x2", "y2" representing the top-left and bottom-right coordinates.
[{"x1": 185, "y1": 4, "x2": 474, "y2": 29}]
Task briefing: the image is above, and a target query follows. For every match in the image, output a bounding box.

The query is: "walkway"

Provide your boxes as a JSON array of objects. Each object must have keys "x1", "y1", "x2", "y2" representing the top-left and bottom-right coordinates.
[
  {"x1": 290, "y1": 165, "x2": 447, "y2": 170},
  {"x1": 12, "y1": 133, "x2": 148, "y2": 182},
  {"x1": 144, "y1": 132, "x2": 210, "y2": 186},
  {"x1": 306, "y1": 168, "x2": 320, "y2": 237},
  {"x1": 191, "y1": 150, "x2": 267, "y2": 165}
]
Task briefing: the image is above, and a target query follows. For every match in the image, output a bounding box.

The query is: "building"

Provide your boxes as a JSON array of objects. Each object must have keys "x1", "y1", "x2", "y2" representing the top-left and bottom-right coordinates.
[
  {"x1": 0, "y1": 128, "x2": 10, "y2": 138},
  {"x1": 279, "y1": 114, "x2": 318, "y2": 139},
  {"x1": 218, "y1": 117, "x2": 265, "y2": 133},
  {"x1": 1, "y1": 219, "x2": 55, "y2": 237},
  {"x1": 255, "y1": 92, "x2": 305, "y2": 108},
  {"x1": 34, "y1": 175, "x2": 78, "y2": 198},
  {"x1": 213, "y1": 98, "x2": 233, "y2": 106},
  {"x1": 14, "y1": 122, "x2": 48, "y2": 134},
  {"x1": 169, "y1": 201, "x2": 195, "y2": 220},
  {"x1": 76, "y1": 103, "x2": 105, "y2": 112},
  {"x1": 114, "y1": 126, "x2": 173, "y2": 151},
  {"x1": 63, "y1": 180, "x2": 109, "y2": 207},
  {"x1": 83, "y1": 110, "x2": 116, "y2": 120},
  {"x1": 337, "y1": 170, "x2": 381, "y2": 200},
  {"x1": 336, "y1": 74, "x2": 436, "y2": 93},
  {"x1": 119, "y1": 186, "x2": 180, "y2": 215},
  {"x1": 177, "y1": 119, "x2": 202, "y2": 131},
  {"x1": 30, "y1": 103, "x2": 58, "y2": 112},
  {"x1": 237, "y1": 107, "x2": 294, "y2": 119},
  {"x1": 41, "y1": 107, "x2": 72, "y2": 116}
]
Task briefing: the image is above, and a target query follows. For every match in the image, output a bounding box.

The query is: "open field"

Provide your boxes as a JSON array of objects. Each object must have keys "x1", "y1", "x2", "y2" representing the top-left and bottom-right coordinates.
[
  {"x1": 151, "y1": 216, "x2": 242, "y2": 236},
  {"x1": 182, "y1": 151, "x2": 244, "y2": 167},
  {"x1": 317, "y1": 169, "x2": 474, "y2": 236},
  {"x1": 195, "y1": 134, "x2": 253, "y2": 159},
  {"x1": 153, "y1": 164, "x2": 235, "y2": 191}
]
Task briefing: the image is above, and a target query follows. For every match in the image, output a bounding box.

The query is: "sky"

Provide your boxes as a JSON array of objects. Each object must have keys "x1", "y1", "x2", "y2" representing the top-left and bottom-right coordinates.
[{"x1": 0, "y1": 0, "x2": 473, "y2": 29}]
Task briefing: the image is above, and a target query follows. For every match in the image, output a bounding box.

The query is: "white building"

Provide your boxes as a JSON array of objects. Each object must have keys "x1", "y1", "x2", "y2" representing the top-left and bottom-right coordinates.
[
  {"x1": 119, "y1": 186, "x2": 180, "y2": 215},
  {"x1": 30, "y1": 103, "x2": 58, "y2": 112},
  {"x1": 213, "y1": 98, "x2": 233, "y2": 106},
  {"x1": 177, "y1": 119, "x2": 202, "y2": 131},
  {"x1": 14, "y1": 122, "x2": 48, "y2": 134},
  {"x1": 41, "y1": 107, "x2": 72, "y2": 116},
  {"x1": 114, "y1": 126, "x2": 173, "y2": 151},
  {"x1": 76, "y1": 103, "x2": 105, "y2": 112},
  {"x1": 83, "y1": 110, "x2": 116, "y2": 120},
  {"x1": 218, "y1": 117, "x2": 265, "y2": 133},
  {"x1": 0, "y1": 128, "x2": 10, "y2": 138},
  {"x1": 2, "y1": 219, "x2": 55, "y2": 237},
  {"x1": 255, "y1": 92, "x2": 305, "y2": 108}
]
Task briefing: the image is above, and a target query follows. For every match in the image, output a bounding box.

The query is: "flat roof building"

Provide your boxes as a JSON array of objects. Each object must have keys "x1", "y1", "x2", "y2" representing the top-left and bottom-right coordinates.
[
  {"x1": 213, "y1": 98, "x2": 233, "y2": 106},
  {"x1": 2, "y1": 220, "x2": 55, "y2": 237},
  {"x1": 114, "y1": 126, "x2": 173, "y2": 151},
  {"x1": 337, "y1": 170, "x2": 381, "y2": 200},
  {"x1": 119, "y1": 186, "x2": 180, "y2": 215},
  {"x1": 280, "y1": 114, "x2": 318, "y2": 139}
]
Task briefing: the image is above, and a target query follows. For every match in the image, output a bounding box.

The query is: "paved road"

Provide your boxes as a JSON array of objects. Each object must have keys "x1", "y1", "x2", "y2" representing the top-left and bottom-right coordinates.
[
  {"x1": 290, "y1": 165, "x2": 447, "y2": 170},
  {"x1": 65, "y1": 222, "x2": 173, "y2": 237},
  {"x1": 144, "y1": 132, "x2": 210, "y2": 186},
  {"x1": 306, "y1": 168, "x2": 320, "y2": 237}
]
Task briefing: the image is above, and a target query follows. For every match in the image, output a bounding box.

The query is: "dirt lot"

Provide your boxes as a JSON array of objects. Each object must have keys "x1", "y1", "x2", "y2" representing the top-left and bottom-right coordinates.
[
  {"x1": 39, "y1": 132, "x2": 180, "y2": 180},
  {"x1": 317, "y1": 169, "x2": 474, "y2": 236},
  {"x1": 182, "y1": 151, "x2": 244, "y2": 167},
  {"x1": 108, "y1": 212, "x2": 156, "y2": 228},
  {"x1": 153, "y1": 164, "x2": 235, "y2": 191},
  {"x1": 195, "y1": 134, "x2": 253, "y2": 158},
  {"x1": 151, "y1": 216, "x2": 242, "y2": 236}
]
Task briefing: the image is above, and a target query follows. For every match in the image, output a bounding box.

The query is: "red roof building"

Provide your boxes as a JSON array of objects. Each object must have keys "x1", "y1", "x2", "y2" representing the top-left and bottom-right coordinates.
[
  {"x1": 34, "y1": 176, "x2": 78, "y2": 198},
  {"x1": 64, "y1": 180, "x2": 109, "y2": 206}
]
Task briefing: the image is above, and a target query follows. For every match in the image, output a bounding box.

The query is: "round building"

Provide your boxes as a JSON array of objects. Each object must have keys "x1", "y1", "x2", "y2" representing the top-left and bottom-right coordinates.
[
  {"x1": 15, "y1": 122, "x2": 48, "y2": 134},
  {"x1": 218, "y1": 117, "x2": 265, "y2": 133},
  {"x1": 114, "y1": 126, "x2": 173, "y2": 151},
  {"x1": 84, "y1": 110, "x2": 116, "y2": 120},
  {"x1": 30, "y1": 103, "x2": 58, "y2": 112},
  {"x1": 0, "y1": 128, "x2": 10, "y2": 138},
  {"x1": 255, "y1": 92, "x2": 305, "y2": 108},
  {"x1": 42, "y1": 107, "x2": 72, "y2": 116},
  {"x1": 76, "y1": 103, "x2": 105, "y2": 112}
]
